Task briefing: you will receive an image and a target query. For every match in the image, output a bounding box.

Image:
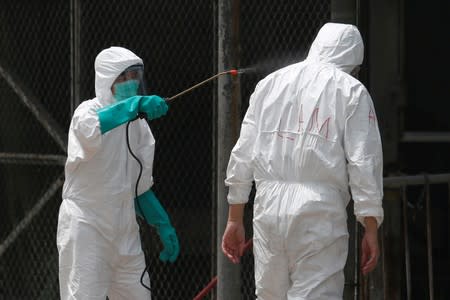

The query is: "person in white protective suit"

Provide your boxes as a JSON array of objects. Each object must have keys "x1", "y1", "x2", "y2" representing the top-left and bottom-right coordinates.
[
  {"x1": 57, "y1": 46, "x2": 180, "y2": 300},
  {"x1": 222, "y1": 23, "x2": 384, "y2": 299}
]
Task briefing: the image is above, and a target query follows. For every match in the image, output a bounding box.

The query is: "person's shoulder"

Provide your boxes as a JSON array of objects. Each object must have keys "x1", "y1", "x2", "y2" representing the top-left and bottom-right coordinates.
[
  {"x1": 72, "y1": 98, "x2": 101, "y2": 121},
  {"x1": 256, "y1": 61, "x2": 306, "y2": 90},
  {"x1": 268, "y1": 61, "x2": 304, "y2": 80},
  {"x1": 332, "y1": 69, "x2": 368, "y2": 96}
]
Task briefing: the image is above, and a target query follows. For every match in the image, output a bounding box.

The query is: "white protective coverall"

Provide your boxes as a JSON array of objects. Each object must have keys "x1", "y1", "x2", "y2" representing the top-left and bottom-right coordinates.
[
  {"x1": 57, "y1": 47, "x2": 154, "y2": 299},
  {"x1": 225, "y1": 23, "x2": 384, "y2": 299}
]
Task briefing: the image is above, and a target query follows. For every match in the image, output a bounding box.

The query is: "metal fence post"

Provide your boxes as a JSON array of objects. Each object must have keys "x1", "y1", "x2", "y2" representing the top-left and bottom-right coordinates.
[
  {"x1": 217, "y1": 0, "x2": 242, "y2": 299},
  {"x1": 402, "y1": 185, "x2": 412, "y2": 300},
  {"x1": 331, "y1": 0, "x2": 357, "y2": 24},
  {"x1": 70, "y1": 0, "x2": 80, "y2": 115},
  {"x1": 424, "y1": 176, "x2": 434, "y2": 300}
]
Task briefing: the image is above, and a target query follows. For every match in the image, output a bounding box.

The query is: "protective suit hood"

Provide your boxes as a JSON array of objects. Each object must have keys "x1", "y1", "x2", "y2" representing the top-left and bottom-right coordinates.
[
  {"x1": 307, "y1": 22, "x2": 363, "y2": 73},
  {"x1": 94, "y1": 46, "x2": 143, "y2": 106}
]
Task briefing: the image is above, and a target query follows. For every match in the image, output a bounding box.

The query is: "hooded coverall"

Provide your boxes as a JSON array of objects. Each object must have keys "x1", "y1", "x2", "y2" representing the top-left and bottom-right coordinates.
[
  {"x1": 225, "y1": 23, "x2": 384, "y2": 299},
  {"x1": 57, "y1": 47, "x2": 156, "y2": 299}
]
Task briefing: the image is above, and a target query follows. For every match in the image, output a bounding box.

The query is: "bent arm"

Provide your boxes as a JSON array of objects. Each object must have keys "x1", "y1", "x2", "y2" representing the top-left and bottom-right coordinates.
[
  {"x1": 344, "y1": 89, "x2": 384, "y2": 227},
  {"x1": 225, "y1": 92, "x2": 259, "y2": 205},
  {"x1": 96, "y1": 95, "x2": 168, "y2": 134}
]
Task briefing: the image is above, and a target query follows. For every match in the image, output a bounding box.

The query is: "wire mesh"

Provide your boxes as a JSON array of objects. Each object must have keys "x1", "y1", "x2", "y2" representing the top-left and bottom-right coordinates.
[
  {"x1": 240, "y1": 1, "x2": 330, "y2": 116},
  {"x1": 0, "y1": 0, "x2": 331, "y2": 299},
  {"x1": 0, "y1": 0, "x2": 69, "y2": 299}
]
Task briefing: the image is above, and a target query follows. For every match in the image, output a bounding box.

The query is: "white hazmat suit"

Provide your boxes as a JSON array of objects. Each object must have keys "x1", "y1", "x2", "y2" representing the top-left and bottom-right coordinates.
[
  {"x1": 57, "y1": 47, "x2": 155, "y2": 299},
  {"x1": 225, "y1": 23, "x2": 384, "y2": 299}
]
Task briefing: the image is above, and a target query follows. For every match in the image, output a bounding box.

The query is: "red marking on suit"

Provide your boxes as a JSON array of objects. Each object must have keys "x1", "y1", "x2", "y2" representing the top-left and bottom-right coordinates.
[
  {"x1": 308, "y1": 107, "x2": 330, "y2": 139},
  {"x1": 369, "y1": 107, "x2": 377, "y2": 125},
  {"x1": 278, "y1": 105, "x2": 331, "y2": 141}
]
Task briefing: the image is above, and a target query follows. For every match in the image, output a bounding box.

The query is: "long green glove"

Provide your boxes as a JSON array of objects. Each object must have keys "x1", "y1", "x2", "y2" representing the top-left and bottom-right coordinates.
[
  {"x1": 135, "y1": 189, "x2": 180, "y2": 263},
  {"x1": 96, "y1": 95, "x2": 168, "y2": 134}
]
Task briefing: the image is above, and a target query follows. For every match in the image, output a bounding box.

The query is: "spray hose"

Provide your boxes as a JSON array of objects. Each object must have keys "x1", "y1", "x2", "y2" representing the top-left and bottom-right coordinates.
[
  {"x1": 165, "y1": 69, "x2": 239, "y2": 103},
  {"x1": 192, "y1": 239, "x2": 253, "y2": 300},
  {"x1": 137, "y1": 69, "x2": 239, "y2": 119}
]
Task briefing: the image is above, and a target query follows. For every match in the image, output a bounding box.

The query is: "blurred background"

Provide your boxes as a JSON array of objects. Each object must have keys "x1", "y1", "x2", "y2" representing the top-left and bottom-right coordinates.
[{"x1": 0, "y1": 0, "x2": 448, "y2": 299}]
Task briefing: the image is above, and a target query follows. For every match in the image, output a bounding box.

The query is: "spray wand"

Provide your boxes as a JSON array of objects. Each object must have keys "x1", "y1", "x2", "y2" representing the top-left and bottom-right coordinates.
[
  {"x1": 165, "y1": 69, "x2": 239, "y2": 103},
  {"x1": 137, "y1": 69, "x2": 240, "y2": 119}
]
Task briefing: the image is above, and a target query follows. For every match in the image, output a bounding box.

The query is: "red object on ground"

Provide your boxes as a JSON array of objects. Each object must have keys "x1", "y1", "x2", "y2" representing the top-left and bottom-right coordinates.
[
  {"x1": 192, "y1": 239, "x2": 253, "y2": 300},
  {"x1": 192, "y1": 276, "x2": 218, "y2": 300}
]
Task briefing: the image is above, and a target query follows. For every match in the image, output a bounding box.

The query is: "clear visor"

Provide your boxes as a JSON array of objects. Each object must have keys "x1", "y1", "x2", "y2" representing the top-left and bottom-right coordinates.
[{"x1": 112, "y1": 64, "x2": 146, "y2": 101}]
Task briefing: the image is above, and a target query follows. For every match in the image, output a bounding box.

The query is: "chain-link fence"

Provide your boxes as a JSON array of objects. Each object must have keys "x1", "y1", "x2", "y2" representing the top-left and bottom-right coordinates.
[{"x1": 0, "y1": 1, "x2": 331, "y2": 299}]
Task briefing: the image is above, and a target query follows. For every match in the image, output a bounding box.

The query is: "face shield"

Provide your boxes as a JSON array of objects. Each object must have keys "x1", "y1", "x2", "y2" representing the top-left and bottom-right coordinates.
[{"x1": 111, "y1": 64, "x2": 146, "y2": 101}]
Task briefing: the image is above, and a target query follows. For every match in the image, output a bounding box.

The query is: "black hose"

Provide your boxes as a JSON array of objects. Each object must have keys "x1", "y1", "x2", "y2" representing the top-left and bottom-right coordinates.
[{"x1": 126, "y1": 119, "x2": 152, "y2": 292}]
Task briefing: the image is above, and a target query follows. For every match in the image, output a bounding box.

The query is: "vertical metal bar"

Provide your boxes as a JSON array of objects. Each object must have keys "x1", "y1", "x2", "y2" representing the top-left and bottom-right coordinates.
[
  {"x1": 70, "y1": 0, "x2": 80, "y2": 115},
  {"x1": 402, "y1": 186, "x2": 412, "y2": 300},
  {"x1": 448, "y1": 182, "x2": 450, "y2": 282},
  {"x1": 381, "y1": 222, "x2": 388, "y2": 300},
  {"x1": 398, "y1": 0, "x2": 405, "y2": 78},
  {"x1": 354, "y1": 219, "x2": 359, "y2": 300},
  {"x1": 424, "y1": 177, "x2": 434, "y2": 300},
  {"x1": 217, "y1": 0, "x2": 241, "y2": 299},
  {"x1": 331, "y1": 0, "x2": 357, "y2": 24},
  {"x1": 355, "y1": 0, "x2": 360, "y2": 27},
  {"x1": 211, "y1": 3, "x2": 218, "y2": 298}
]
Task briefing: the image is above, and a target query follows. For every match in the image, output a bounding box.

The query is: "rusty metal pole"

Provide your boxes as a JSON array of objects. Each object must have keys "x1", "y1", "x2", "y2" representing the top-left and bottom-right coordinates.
[
  {"x1": 216, "y1": 0, "x2": 242, "y2": 299},
  {"x1": 402, "y1": 186, "x2": 412, "y2": 300},
  {"x1": 424, "y1": 176, "x2": 434, "y2": 300},
  {"x1": 70, "y1": 0, "x2": 80, "y2": 115}
]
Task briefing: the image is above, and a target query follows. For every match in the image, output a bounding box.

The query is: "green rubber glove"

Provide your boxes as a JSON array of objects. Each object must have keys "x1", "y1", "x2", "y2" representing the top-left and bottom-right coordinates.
[
  {"x1": 135, "y1": 189, "x2": 180, "y2": 263},
  {"x1": 96, "y1": 95, "x2": 168, "y2": 134}
]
